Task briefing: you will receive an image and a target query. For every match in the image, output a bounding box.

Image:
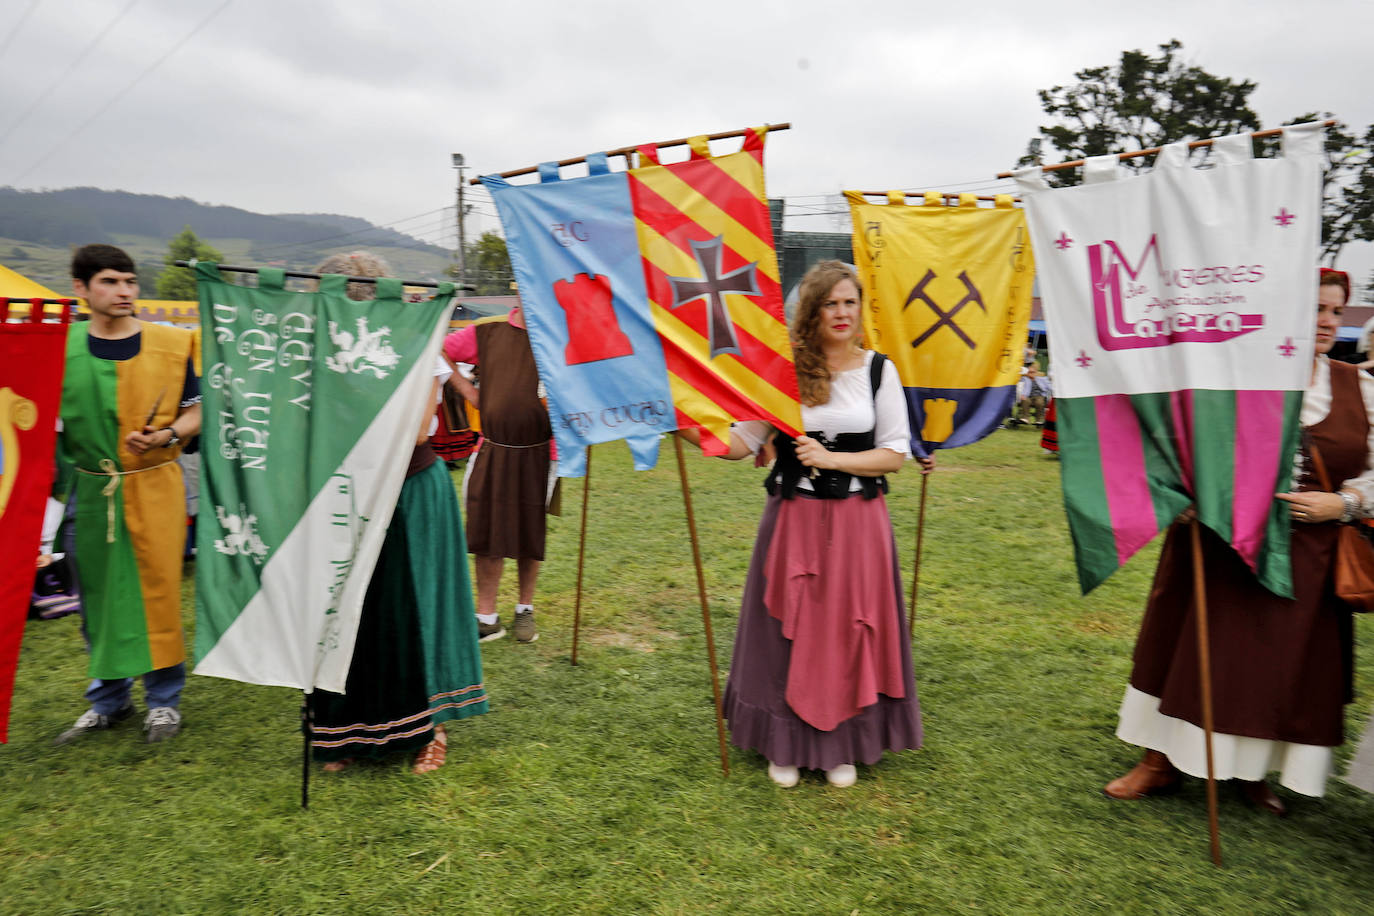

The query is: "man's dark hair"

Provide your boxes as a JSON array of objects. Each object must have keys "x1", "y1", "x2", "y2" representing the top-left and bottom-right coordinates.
[{"x1": 71, "y1": 244, "x2": 135, "y2": 284}]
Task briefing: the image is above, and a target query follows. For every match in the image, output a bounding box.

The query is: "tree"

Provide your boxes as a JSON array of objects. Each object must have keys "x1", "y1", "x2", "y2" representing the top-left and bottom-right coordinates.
[
  {"x1": 1286, "y1": 115, "x2": 1374, "y2": 265},
  {"x1": 449, "y1": 230, "x2": 514, "y2": 295},
  {"x1": 1021, "y1": 41, "x2": 1374, "y2": 267},
  {"x1": 154, "y1": 225, "x2": 223, "y2": 300},
  {"x1": 1019, "y1": 39, "x2": 1261, "y2": 186}
]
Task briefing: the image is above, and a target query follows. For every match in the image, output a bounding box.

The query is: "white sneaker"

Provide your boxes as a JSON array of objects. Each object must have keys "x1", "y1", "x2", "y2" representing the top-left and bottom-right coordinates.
[
  {"x1": 825, "y1": 764, "x2": 857, "y2": 787},
  {"x1": 767, "y1": 762, "x2": 800, "y2": 788},
  {"x1": 144, "y1": 706, "x2": 182, "y2": 743},
  {"x1": 53, "y1": 703, "x2": 134, "y2": 745}
]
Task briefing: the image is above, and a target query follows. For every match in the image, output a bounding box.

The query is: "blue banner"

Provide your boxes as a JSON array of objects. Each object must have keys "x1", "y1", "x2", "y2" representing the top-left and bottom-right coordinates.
[{"x1": 485, "y1": 169, "x2": 675, "y2": 477}]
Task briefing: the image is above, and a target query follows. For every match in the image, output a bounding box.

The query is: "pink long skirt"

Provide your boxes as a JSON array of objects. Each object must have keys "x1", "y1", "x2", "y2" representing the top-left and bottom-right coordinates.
[{"x1": 723, "y1": 492, "x2": 923, "y2": 770}]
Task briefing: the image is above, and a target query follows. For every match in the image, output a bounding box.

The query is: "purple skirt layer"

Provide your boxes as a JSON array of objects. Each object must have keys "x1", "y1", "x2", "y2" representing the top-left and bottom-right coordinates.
[{"x1": 723, "y1": 492, "x2": 923, "y2": 771}]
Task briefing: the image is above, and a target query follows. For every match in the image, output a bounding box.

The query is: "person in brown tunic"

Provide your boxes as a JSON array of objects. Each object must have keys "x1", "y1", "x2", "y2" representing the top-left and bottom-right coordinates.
[
  {"x1": 443, "y1": 304, "x2": 553, "y2": 644},
  {"x1": 1105, "y1": 269, "x2": 1373, "y2": 814}
]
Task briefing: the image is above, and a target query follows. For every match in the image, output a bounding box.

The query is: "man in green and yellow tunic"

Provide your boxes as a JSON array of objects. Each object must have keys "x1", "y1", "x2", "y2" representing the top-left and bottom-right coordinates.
[{"x1": 55, "y1": 245, "x2": 201, "y2": 745}]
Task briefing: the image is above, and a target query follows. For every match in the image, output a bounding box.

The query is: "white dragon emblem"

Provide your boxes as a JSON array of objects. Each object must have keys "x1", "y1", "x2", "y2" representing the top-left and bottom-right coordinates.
[
  {"x1": 214, "y1": 504, "x2": 270, "y2": 565},
  {"x1": 324, "y1": 317, "x2": 401, "y2": 378}
]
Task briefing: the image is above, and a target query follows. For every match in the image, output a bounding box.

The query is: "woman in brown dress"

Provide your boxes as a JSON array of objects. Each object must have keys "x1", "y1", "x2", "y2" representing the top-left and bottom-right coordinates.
[
  {"x1": 1105, "y1": 268, "x2": 1372, "y2": 814},
  {"x1": 443, "y1": 304, "x2": 554, "y2": 644}
]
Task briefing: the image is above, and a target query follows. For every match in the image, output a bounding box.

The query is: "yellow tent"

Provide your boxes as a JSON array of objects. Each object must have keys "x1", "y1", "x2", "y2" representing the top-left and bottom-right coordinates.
[
  {"x1": 135, "y1": 300, "x2": 198, "y2": 327},
  {"x1": 0, "y1": 263, "x2": 198, "y2": 324},
  {"x1": 0, "y1": 263, "x2": 62, "y2": 299},
  {"x1": 0, "y1": 263, "x2": 81, "y2": 319}
]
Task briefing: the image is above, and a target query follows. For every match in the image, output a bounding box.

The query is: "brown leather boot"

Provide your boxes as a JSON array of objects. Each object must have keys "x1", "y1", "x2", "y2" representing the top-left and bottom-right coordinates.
[
  {"x1": 1103, "y1": 749, "x2": 1182, "y2": 799},
  {"x1": 1240, "y1": 780, "x2": 1288, "y2": 817}
]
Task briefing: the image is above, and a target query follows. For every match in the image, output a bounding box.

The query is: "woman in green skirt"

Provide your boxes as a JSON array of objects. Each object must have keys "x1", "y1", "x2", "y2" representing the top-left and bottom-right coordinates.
[{"x1": 310, "y1": 252, "x2": 488, "y2": 774}]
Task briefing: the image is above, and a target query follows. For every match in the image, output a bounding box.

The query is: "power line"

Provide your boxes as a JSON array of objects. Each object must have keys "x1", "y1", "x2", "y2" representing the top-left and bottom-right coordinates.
[
  {"x1": 0, "y1": 0, "x2": 44, "y2": 59},
  {"x1": 8, "y1": 0, "x2": 236, "y2": 185},
  {"x1": 0, "y1": 0, "x2": 140, "y2": 149}
]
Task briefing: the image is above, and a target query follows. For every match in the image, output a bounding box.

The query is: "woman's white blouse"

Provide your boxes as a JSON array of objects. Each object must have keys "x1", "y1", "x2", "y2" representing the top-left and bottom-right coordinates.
[
  {"x1": 734, "y1": 350, "x2": 912, "y2": 460},
  {"x1": 428, "y1": 356, "x2": 453, "y2": 438}
]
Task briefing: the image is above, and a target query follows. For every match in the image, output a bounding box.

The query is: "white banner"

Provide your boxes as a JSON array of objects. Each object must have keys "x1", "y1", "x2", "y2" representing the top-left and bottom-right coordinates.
[{"x1": 1015, "y1": 122, "x2": 1325, "y2": 398}]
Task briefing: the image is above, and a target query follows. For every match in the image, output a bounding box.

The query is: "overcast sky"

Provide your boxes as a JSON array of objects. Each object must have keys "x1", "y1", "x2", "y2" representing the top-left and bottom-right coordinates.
[{"x1": 3, "y1": 0, "x2": 1371, "y2": 282}]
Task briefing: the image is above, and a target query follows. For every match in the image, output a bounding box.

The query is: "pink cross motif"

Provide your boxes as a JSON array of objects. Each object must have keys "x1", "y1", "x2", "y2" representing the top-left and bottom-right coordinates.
[
  {"x1": 1075, "y1": 350, "x2": 1093, "y2": 368},
  {"x1": 1274, "y1": 208, "x2": 1295, "y2": 227},
  {"x1": 1277, "y1": 337, "x2": 1296, "y2": 358},
  {"x1": 1055, "y1": 232, "x2": 1073, "y2": 250}
]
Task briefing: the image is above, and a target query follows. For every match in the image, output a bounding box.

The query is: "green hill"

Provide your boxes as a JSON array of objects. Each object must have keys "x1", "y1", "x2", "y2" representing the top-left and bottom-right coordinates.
[{"x1": 0, "y1": 187, "x2": 454, "y2": 291}]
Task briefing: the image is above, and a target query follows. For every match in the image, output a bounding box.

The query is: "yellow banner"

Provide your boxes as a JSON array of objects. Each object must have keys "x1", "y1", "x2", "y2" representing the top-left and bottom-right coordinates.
[{"x1": 846, "y1": 192, "x2": 1034, "y2": 390}]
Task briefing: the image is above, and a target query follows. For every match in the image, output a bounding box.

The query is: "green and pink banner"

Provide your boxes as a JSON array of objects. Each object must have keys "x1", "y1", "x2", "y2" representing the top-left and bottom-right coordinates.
[{"x1": 1015, "y1": 123, "x2": 1325, "y2": 595}]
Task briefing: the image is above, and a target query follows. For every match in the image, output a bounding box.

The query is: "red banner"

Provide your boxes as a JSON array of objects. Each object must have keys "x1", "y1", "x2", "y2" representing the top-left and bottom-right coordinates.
[{"x1": 0, "y1": 299, "x2": 71, "y2": 742}]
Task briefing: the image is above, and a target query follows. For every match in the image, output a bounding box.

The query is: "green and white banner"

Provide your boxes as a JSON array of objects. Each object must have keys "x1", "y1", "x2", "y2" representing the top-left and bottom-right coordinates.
[{"x1": 193, "y1": 264, "x2": 453, "y2": 692}]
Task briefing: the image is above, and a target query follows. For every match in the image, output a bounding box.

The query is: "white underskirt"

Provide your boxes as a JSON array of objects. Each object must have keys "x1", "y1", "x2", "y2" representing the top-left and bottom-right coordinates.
[{"x1": 1116, "y1": 686, "x2": 1333, "y2": 797}]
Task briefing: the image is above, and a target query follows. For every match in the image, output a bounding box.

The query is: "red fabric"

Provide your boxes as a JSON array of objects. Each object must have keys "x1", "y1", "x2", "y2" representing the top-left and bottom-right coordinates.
[
  {"x1": 554, "y1": 273, "x2": 633, "y2": 365},
  {"x1": 762, "y1": 495, "x2": 907, "y2": 732},
  {"x1": 429, "y1": 384, "x2": 480, "y2": 461},
  {"x1": 1039, "y1": 399, "x2": 1058, "y2": 451},
  {"x1": 0, "y1": 311, "x2": 69, "y2": 742}
]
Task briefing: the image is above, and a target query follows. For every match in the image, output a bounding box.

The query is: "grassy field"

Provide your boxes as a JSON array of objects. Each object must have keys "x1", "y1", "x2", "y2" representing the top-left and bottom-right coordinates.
[{"x1": 6, "y1": 429, "x2": 1374, "y2": 915}]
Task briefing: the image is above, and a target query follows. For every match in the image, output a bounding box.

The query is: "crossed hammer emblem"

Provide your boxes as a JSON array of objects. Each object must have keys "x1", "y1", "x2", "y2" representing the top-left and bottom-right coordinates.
[{"x1": 904, "y1": 269, "x2": 985, "y2": 350}]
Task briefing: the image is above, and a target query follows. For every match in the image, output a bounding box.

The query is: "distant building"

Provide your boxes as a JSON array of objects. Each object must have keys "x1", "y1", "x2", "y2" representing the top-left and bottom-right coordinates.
[{"x1": 769, "y1": 199, "x2": 853, "y2": 300}]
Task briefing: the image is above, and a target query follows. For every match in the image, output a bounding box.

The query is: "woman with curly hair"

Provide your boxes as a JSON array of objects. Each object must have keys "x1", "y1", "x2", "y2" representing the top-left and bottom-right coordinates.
[{"x1": 688, "y1": 260, "x2": 926, "y2": 787}]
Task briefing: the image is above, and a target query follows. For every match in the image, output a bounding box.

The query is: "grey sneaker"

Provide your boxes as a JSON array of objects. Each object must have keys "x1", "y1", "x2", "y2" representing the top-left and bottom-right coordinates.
[
  {"x1": 477, "y1": 617, "x2": 506, "y2": 642},
  {"x1": 513, "y1": 608, "x2": 538, "y2": 644},
  {"x1": 54, "y1": 704, "x2": 134, "y2": 745},
  {"x1": 144, "y1": 706, "x2": 182, "y2": 743}
]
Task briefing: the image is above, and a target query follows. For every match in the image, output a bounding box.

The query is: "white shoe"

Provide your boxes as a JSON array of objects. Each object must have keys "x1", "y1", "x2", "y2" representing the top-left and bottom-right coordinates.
[
  {"x1": 767, "y1": 762, "x2": 800, "y2": 788},
  {"x1": 144, "y1": 706, "x2": 182, "y2": 743},
  {"x1": 825, "y1": 764, "x2": 857, "y2": 787}
]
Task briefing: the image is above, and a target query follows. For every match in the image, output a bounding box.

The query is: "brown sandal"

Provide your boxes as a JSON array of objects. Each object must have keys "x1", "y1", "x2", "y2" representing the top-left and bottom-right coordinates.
[
  {"x1": 1103, "y1": 749, "x2": 1181, "y2": 799},
  {"x1": 321, "y1": 758, "x2": 353, "y2": 773},
  {"x1": 412, "y1": 726, "x2": 447, "y2": 774}
]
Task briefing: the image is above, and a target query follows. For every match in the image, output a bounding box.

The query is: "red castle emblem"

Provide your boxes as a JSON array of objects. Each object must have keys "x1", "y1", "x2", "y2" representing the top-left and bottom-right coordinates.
[{"x1": 553, "y1": 273, "x2": 634, "y2": 366}]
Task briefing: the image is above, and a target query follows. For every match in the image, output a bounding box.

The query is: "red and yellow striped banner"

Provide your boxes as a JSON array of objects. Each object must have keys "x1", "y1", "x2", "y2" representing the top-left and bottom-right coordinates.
[{"x1": 629, "y1": 128, "x2": 801, "y2": 453}]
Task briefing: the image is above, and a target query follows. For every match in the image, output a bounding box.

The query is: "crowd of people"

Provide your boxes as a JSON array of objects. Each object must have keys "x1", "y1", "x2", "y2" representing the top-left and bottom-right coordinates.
[{"x1": 34, "y1": 244, "x2": 1374, "y2": 806}]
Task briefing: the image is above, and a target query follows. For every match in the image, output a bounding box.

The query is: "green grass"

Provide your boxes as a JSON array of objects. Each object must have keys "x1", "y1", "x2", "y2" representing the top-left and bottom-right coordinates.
[{"x1": 7, "y1": 429, "x2": 1374, "y2": 914}]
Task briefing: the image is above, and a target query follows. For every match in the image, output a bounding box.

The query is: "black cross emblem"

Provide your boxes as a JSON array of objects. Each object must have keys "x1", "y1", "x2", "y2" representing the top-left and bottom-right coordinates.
[
  {"x1": 668, "y1": 235, "x2": 759, "y2": 358},
  {"x1": 905, "y1": 269, "x2": 985, "y2": 350}
]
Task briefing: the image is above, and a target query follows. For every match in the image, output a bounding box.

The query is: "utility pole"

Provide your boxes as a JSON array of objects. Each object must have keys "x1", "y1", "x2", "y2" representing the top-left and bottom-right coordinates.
[{"x1": 452, "y1": 152, "x2": 467, "y2": 280}]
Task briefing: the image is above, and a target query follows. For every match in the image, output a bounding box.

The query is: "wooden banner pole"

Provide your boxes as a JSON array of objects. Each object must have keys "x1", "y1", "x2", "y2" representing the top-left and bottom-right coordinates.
[
  {"x1": 854, "y1": 191, "x2": 1020, "y2": 203},
  {"x1": 472, "y1": 123, "x2": 791, "y2": 184},
  {"x1": 995, "y1": 120, "x2": 1336, "y2": 178},
  {"x1": 1189, "y1": 518, "x2": 1223, "y2": 867},
  {"x1": 300, "y1": 691, "x2": 313, "y2": 810},
  {"x1": 570, "y1": 446, "x2": 593, "y2": 667},
  {"x1": 908, "y1": 473, "x2": 930, "y2": 632},
  {"x1": 673, "y1": 435, "x2": 731, "y2": 777}
]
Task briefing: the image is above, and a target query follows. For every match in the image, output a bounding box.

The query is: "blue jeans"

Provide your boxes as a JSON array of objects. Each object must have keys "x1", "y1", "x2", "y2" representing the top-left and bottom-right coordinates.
[
  {"x1": 85, "y1": 663, "x2": 185, "y2": 715},
  {"x1": 64, "y1": 493, "x2": 187, "y2": 716}
]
